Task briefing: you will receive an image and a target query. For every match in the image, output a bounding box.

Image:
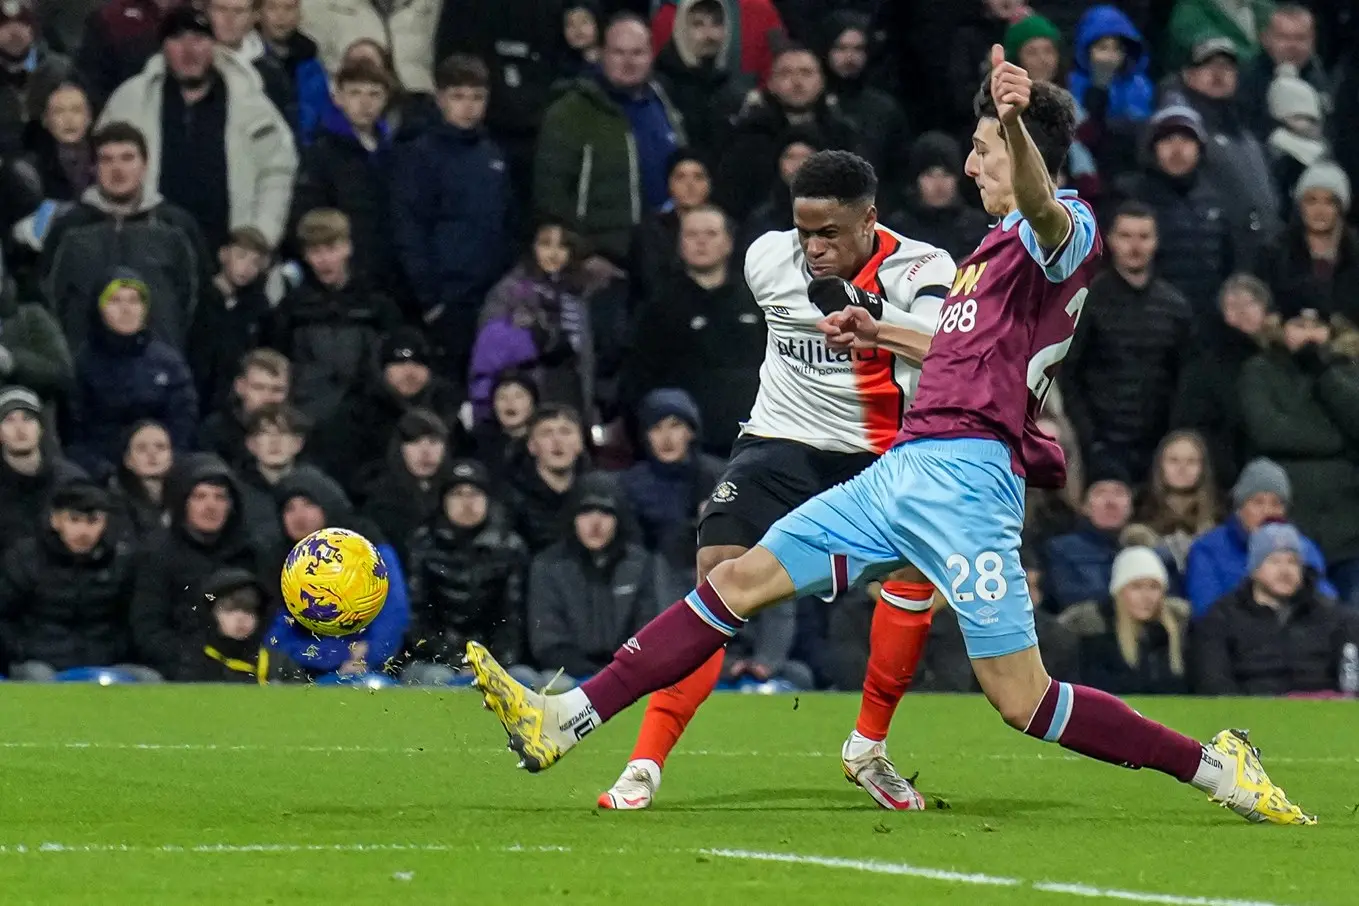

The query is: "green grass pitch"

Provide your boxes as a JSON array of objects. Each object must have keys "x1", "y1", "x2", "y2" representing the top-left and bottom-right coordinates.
[{"x1": 0, "y1": 686, "x2": 1354, "y2": 905}]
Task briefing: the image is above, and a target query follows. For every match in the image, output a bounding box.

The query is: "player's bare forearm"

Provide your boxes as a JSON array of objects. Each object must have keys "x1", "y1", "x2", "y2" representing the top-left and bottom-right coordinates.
[
  {"x1": 1004, "y1": 117, "x2": 1070, "y2": 249},
  {"x1": 874, "y1": 324, "x2": 932, "y2": 367}
]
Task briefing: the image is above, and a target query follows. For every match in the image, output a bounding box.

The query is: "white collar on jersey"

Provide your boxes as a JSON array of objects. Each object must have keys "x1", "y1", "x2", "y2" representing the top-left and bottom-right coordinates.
[{"x1": 1000, "y1": 188, "x2": 1079, "y2": 232}]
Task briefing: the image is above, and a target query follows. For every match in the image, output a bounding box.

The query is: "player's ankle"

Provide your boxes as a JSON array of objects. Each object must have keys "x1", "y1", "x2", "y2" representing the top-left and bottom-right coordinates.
[
  {"x1": 844, "y1": 730, "x2": 884, "y2": 760},
  {"x1": 548, "y1": 687, "x2": 599, "y2": 747},
  {"x1": 628, "y1": 758, "x2": 663, "y2": 788}
]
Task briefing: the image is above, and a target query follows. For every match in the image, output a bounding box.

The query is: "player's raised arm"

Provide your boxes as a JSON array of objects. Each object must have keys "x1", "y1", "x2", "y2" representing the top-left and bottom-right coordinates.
[{"x1": 988, "y1": 44, "x2": 1069, "y2": 251}]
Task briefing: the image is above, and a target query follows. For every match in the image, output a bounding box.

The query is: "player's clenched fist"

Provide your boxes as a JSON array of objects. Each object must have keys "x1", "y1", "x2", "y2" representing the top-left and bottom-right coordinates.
[
  {"x1": 817, "y1": 305, "x2": 880, "y2": 351},
  {"x1": 989, "y1": 43, "x2": 1031, "y2": 124}
]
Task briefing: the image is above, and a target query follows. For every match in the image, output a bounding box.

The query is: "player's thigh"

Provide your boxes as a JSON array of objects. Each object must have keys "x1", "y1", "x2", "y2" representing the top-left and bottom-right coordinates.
[
  {"x1": 698, "y1": 437, "x2": 829, "y2": 552},
  {"x1": 969, "y1": 646, "x2": 1052, "y2": 729},
  {"x1": 877, "y1": 439, "x2": 1036, "y2": 659}
]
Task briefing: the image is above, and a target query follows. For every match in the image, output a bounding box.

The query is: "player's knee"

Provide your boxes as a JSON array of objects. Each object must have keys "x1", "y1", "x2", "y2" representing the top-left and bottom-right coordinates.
[
  {"x1": 989, "y1": 688, "x2": 1042, "y2": 731},
  {"x1": 706, "y1": 548, "x2": 790, "y2": 618},
  {"x1": 697, "y1": 544, "x2": 747, "y2": 582}
]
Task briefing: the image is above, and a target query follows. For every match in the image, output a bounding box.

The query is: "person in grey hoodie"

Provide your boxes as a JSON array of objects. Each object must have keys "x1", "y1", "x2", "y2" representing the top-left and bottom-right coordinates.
[
  {"x1": 526, "y1": 472, "x2": 657, "y2": 687},
  {"x1": 39, "y1": 120, "x2": 209, "y2": 352}
]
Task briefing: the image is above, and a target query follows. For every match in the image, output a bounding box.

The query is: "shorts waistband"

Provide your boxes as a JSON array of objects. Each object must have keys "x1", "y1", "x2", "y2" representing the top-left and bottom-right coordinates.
[{"x1": 895, "y1": 436, "x2": 1012, "y2": 464}]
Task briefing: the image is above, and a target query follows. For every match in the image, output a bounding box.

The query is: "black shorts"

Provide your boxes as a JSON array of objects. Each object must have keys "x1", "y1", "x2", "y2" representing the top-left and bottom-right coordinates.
[{"x1": 698, "y1": 436, "x2": 878, "y2": 550}]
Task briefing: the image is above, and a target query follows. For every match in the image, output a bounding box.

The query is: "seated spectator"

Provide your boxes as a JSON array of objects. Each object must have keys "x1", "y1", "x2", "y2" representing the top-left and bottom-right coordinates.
[
  {"x1": 207, "y1": 0, "x2": 294, "y2": 125},
  {"x1": 620, "y1": 388, "x2": 723, "y2": 551},
  {"x1": 1068, "y1": 6, "x2": 1153, "y2": 124},
  {"x1": 1108, "y1": 107, "x2": 1233, "y2": 322},
  {"x1": 820, "y1": 11, "x2": 907, "y2": 180},
  {"x1": 290, "y1": 58, "x2": 398, "y2": 288},
  {"x1": 631, "y1": 148, "x2": 713, "y2": 290},
  {"x1": 237, "y1": 403, "x2": 312, "y2": 545},
  {"x1": 1061, "y1": 202, "x2": 1195, "y2": 482},
  {"x1": 470, "y1": 221, "x2": 595, "y2": 423},
  {"x1": 10, "y1": 78, "x2": 92, "y2": 256},
  {"x1": 625, "y1": 206, "x2": 764, "y2": 455},
  {"x1": 392, "y1": 53, "x2": 513, "y2": 375},
  {"x1": 112, "y1": 418, "x2": 173, "y2": 539},
  {"x1": 0, "y1": 260, "x2": 73, "y2": 403},
  {"x1": 652, "y1": 1, "x2": 751, "y2": 152},
  {"x1": 649, "y1": 0, "x2": 784, "y2": 82},
  {"x1": 1023, "y1": 413, "x2": 1083, "y2": 553},
  {"x1": 0, "y1": 0, "x2": 71, "y2": 153},
  {"x1": 560, "y1": 2, "x2": 601, "y2": 78},
  {"x1": 97, "y1": 6, "x2": 299, "y2": 250},
  {"x1": 738, "y1": 128, "x2": 820, "y2": 257},
  {"x1": 1183, "y1": 457, "x2": 1334, "y2": 618},
  {"x1": 1172, "y1": 273, "x2": 1273, "y2": 487},
  {"x1": 131, "y1": 452, "x2": 270, "y2": 678},
  {"x1": 315, "y1": 327, "x2": 466, "y2": 495},
  {"x1": 1044, "y1": 460, "x2": 1134, "y2": 611},
  {"x1": 198, "y1": 348, "x2": 290, "y2": 468},
  {"x1": 714, "y1": 44, "x2": 857, "y2": 221},
  {"x1": 258, "y1": 0, "x2": 328, "y2": 143},
  {"x1": 527, "y1": 472, "x2": 656, "y2": 687},
  {"x1": 0, "y1": 479, "x2": 158, "y2": 681},
  {"x1": 1003, "y1": 12, "x2": 1062, "y2": 86},
  {"x1": 1058, "y1": 546, "x2": 1189, "y2": 695},
  {"x1": 358, "y1": 409, "x2": 451, "y2": 566},
  {"x1": 1238, "y1": 4, "x2": 1330, "y2": 139},
  {"x1": 66, "y1": 270, "x2": 197, "y2": 481},
  {"x1": 1253, "y1": 162, "x2": 1359, "y2": 327},
  {"x1": 1263, "y1": 75, "x2": 1327, "y2": 211},
  {"x1": 402, "y1": 459, "x2": 535, "y2": 687},
  {"x1": 1193, "y1": 523, "x2": 1358, "y2": 695},
  {"x1": 265, "y1": 467, "x2": 409, "y2": 679},
  {"x1": 0, "y1": 385, "x2": 83, "y2": 552},
  {"x1": 1238, "y1": 300, "x2": 1359, "y2": 604},
  {"x1": 885, "y1": 132, "x2": 989, "y2": 264},
  {"x1": 1132, "y1": 430, "x2": 1221, "y2": 577},
  {"x1": 40, "y1": 121, "x2": 209, "y2": 352},
  {"x1": 177, "y1": 567, "x2": 301, "y2": 682},
  {"x1": 473, "y1": 371, "x2": 537, "y2": 481},
  {"x1": 188, "y1": 227, "x2": 274, "y2": 413},
  {"x1": 506, "y1": 404, "x2": 588, "y2": 554},
  {"x1": 265, "y1": 208, "x2": 401, "y2": 422}
]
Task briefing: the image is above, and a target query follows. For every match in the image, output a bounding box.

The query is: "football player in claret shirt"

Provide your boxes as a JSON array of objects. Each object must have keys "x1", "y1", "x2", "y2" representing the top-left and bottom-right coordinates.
[{"x1": 467, "y1": 45, "x2": 1314, "y2": 827}]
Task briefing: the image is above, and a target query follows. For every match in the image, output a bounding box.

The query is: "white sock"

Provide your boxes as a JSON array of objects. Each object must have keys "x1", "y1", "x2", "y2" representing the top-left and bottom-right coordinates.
[
  {"x1": 549, "y1": 687, "x2": 601, "y2": 744},
  {"x1": 1189, "y1": 745, "x2": 1229, "y2": 796},
  {"x1": 627, "y1": 758, "x2": 663, "y2": 789},
  {"x1": 844, "y1": 730, "x2": 883, "y2": 760}
]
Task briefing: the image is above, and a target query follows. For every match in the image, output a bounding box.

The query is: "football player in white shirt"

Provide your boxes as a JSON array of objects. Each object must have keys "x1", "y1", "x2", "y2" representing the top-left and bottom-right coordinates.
[{"x1": 598, "y1": 151, "x2": 958, "y2": 812}]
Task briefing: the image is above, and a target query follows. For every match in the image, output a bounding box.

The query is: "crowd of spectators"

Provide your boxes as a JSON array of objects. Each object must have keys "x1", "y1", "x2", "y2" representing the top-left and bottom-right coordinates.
[{"x1": 0, "y1": 0, "x2": 1357, "y2": 695}]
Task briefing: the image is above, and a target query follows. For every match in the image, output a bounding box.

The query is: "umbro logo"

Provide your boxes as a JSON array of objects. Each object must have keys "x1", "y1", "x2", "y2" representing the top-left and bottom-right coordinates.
[{"x1": 623, "y1": 637, "x2": 641, "y2": 654}]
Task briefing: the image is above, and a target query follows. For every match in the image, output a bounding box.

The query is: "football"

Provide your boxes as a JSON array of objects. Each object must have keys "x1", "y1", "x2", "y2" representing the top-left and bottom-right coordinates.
[{"x1": 280, "y1": 527, "x2": 389, "y2": 637}]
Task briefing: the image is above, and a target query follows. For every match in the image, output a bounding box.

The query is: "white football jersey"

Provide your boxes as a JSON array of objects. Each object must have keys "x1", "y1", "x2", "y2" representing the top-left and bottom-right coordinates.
[{"x1": 741, "y1": 226, "x2": 957, "y2": 454}]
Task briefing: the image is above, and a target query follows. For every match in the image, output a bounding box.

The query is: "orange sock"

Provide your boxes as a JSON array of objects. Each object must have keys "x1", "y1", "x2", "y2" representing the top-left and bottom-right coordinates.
[
  {"x1": 855, "y1": 580, "x2": 935, "y2": 741},
  {"x1": 628, "y1": 647, "x2": 726, "y2": 767}
]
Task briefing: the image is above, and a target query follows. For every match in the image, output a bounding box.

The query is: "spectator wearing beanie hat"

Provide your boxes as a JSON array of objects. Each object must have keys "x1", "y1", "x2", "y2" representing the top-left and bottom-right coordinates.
[
  {"x1": 1254, "y1": 160, "x2": 1359, "y2": 327},
  {"x1": 1044, "y1": 458, "x2": 1135, "y2": 611},
  {"x1": 1193, "y1": 522, "x2": 1359, "y2": 696},
  {"x1": 1184, "y1": 457, "x2": 1335, "y2": 617},
  {"x1": 738, "y1": 126, "x2": 825, "y2": 255},
  {"x1": 620, "y1": 388, "x2": 724, "y2": 550},
  {"x1": 819, "y1": 10, "x2": 908, "y2": 181},
  {"x1": 1003, "y1": 12, "x2": 1062, "y2": 86},
  {"x1": 886, "y1": 131, "x2": 990, "y2": 262},
  {"x1": 1057, "y1": 546, "x2": 1189, "y2": 696},
  {"x1": 0, "y1": 384, "x2": 85, "y2": 553},
  {"x1": 1264, "y1": 74, "x2": 1328, "y2": 209},
  {"x1": 355, "y1": 408, "x2": 451, "y2": 557}
]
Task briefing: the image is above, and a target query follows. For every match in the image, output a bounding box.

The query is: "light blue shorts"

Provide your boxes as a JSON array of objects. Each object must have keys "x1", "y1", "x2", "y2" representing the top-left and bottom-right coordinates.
[{"x1": 758, "y1": 437, "x2": 1036, "y2": 659}]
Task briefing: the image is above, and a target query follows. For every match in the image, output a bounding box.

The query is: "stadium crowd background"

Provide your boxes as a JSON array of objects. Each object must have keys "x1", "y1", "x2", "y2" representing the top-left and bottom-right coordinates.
[{"x1": 0, "y1": 0, "x2": 1357, "y2": 695}]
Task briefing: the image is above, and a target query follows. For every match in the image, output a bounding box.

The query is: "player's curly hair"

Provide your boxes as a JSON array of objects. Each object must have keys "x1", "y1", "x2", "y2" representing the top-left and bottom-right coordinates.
[
  {"x1": 789, "y1": 150, "x2": 878, "y2": 206},
  {"x1": 974, "y1": 77, "x2": 1078, "y2": 178}
]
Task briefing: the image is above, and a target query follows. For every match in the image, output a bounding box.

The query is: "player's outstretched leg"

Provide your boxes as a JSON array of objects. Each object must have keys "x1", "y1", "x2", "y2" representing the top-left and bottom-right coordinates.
[
  {"x1": 598, "y1": 649, "x2": 725, "y2": 810},
  {"x1": 466, "y1": 547, "x2": 795, "y2": 772},
  {"x1": 973, "y1": 647, "x2": 1317, "y2": 825},
  {"x1": 842, "y1": 576, "x2": 934, "y2": 810}
]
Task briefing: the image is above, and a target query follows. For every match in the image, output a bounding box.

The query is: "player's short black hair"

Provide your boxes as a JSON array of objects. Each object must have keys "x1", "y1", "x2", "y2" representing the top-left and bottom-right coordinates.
[
  {"x1": 973, "y1": 78, "x2": 1078, "y2": 179},
  {"x1": 789, "y1": 150, "x2": 877, "y2": 206}
]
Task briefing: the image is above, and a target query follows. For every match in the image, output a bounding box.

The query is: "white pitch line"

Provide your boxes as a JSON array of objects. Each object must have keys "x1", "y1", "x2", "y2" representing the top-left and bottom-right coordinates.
[
  {"x1": 704, "y1": 849, "x2": 1300, "y2": 906},
  {"x1": 0, "y1": 741, "x2": 1351, "y2": 765}
]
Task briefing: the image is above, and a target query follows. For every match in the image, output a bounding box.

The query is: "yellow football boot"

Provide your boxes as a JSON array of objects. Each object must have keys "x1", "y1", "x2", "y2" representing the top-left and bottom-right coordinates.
[
  {"x1": 464, "y1": 641, "x2": 568, "y2": 773},
  {"x1": 1206, "y1": 729, "x2": 1317, "y2": 825}
]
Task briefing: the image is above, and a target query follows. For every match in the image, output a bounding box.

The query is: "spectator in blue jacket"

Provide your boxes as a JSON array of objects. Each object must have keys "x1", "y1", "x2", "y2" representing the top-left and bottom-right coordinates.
[
  {"x1": 391, "y1": 53, "x2": 513, "y2": 376},
  {"x1": 1044, "y1": 459, "x2": 1134, "y2": 611},
  {"x1": 67, "y1": 270, "x2": 198, "y2": 481},
  {"x1": 1068, "y1": 5, "x2": 1153, "y2": 123},
  {"x1": 619, "y1": 388, "x2": 723, "y2": 550},
  {"x1": 1184, "y1": 457, "x2": 1334, "y2": 618},
  {"x1": 264, "y1": 466, "x2": 409, "y2": 678},
  {"x1": 257, "y1": 0, "x2": 330, "y2": 144}
]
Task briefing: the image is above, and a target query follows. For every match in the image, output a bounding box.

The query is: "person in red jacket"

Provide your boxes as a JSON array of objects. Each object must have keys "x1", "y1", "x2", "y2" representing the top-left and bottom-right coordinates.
[{"x1": 649, "y1": 0, "x2": 784, "y2": 82}]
